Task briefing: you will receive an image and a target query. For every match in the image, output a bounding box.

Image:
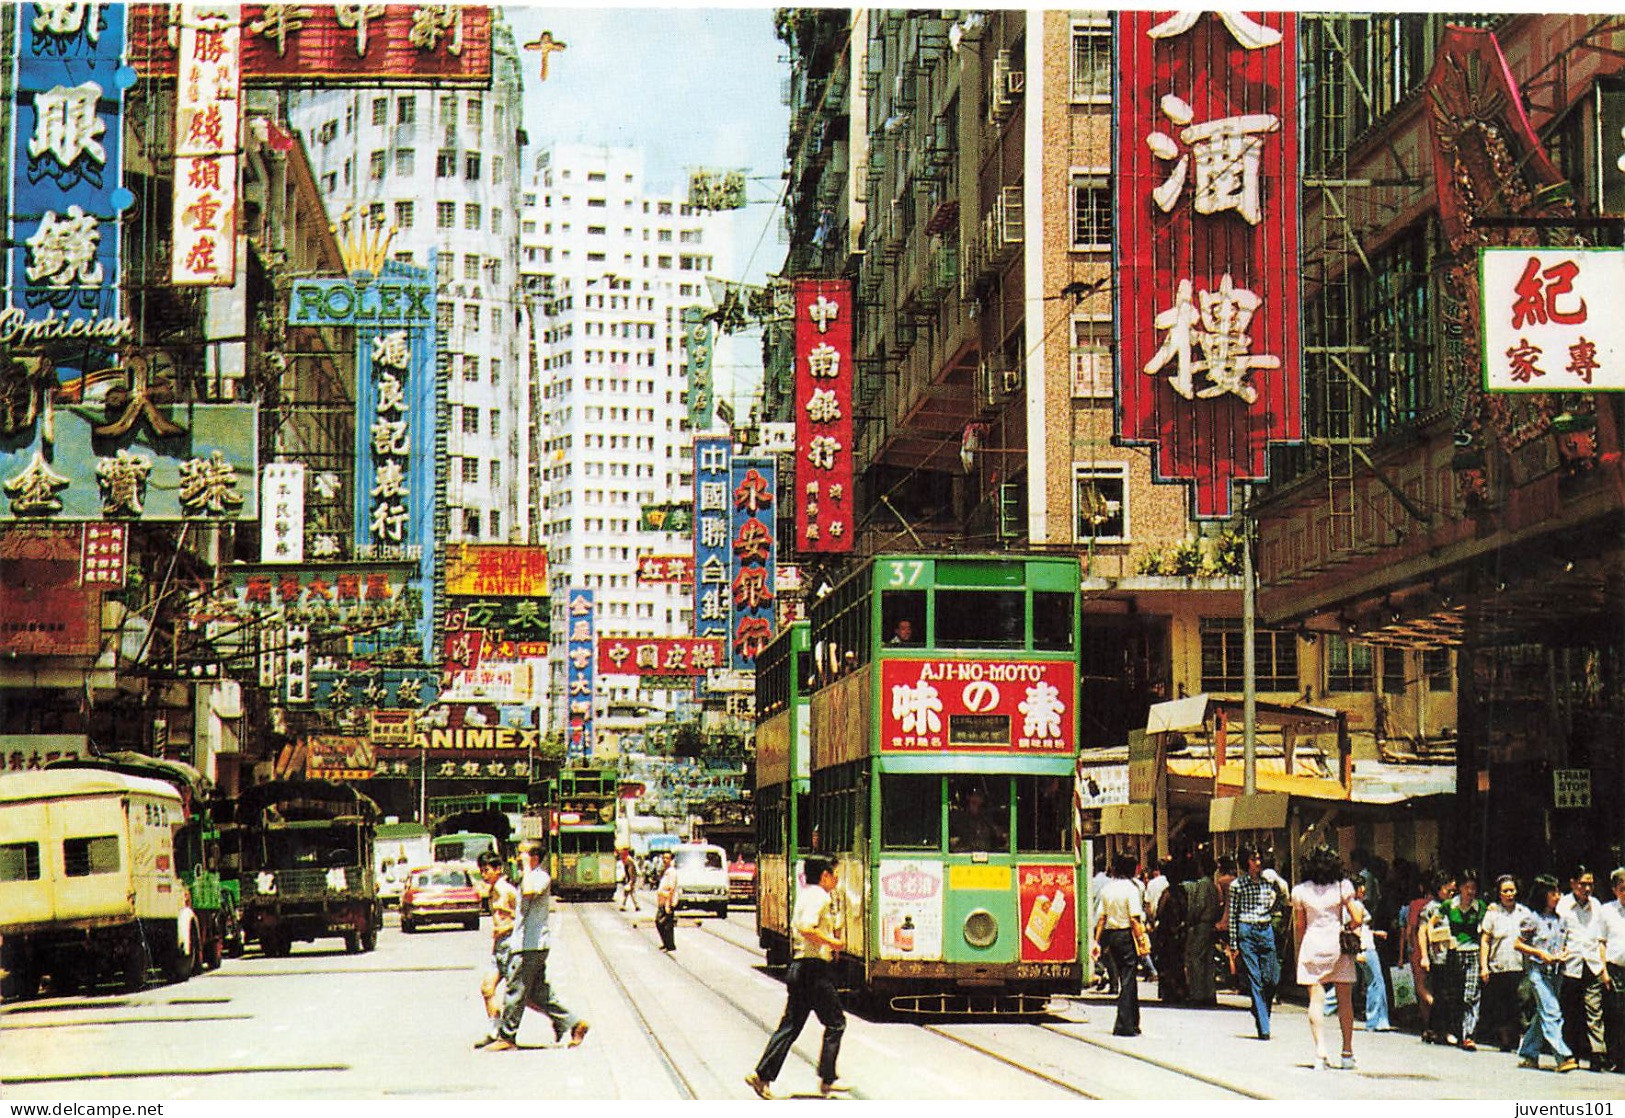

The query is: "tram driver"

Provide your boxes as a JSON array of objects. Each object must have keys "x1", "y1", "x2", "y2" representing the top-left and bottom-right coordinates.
[{"x1": 948, "y1": 779, "x2": 1008, "y2": 853}]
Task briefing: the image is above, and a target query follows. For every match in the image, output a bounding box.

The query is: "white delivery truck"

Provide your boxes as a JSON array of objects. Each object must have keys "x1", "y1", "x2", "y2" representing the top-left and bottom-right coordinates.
[
  {"x1": 0, "y1": 768, "x2": 193, "y2": 999},
  {"x1": 375, "y1": 822, "x2": 434, "y2": 905}
]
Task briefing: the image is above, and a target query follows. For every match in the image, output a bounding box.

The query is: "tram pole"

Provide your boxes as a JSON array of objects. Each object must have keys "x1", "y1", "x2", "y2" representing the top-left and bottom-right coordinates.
[{"x1": 1241, "y1": 485, "x2": 1258, "y2": 797}]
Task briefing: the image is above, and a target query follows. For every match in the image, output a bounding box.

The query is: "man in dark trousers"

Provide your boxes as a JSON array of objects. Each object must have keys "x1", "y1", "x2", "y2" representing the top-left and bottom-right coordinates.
[
  {"x1": 654, "y1": 850, "x2": 679, "y2": 951},
  {"x1": 745, "y1": 857, "x2": 847, "y2": 1099}
]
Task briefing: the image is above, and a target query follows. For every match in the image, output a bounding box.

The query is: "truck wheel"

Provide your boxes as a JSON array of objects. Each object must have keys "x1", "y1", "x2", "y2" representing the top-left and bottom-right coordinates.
[
  {"x1": 401, "y1": 916, "x2": 417, "y2": 934},
  {"x1": 344, "y1": 930, "x2": 361, "y2": 954},
  {"x1": 464, "y1": 916, "x2": 480, "y2": 931},
  {"x1": 123, "y1": 937, "x2": 149, "y2": 993},
  {"x1": 204, "y1": 922, "x2": 224, "y2": 971},
  {"x1": 163, "y1": 925, "x2": 195, "y2": 984},
  {"x1": 361, "y1": 920, "x2": 378, "y2": 953}
]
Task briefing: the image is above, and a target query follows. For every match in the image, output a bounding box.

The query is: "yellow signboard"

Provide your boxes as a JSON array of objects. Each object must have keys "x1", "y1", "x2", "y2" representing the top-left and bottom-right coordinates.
[
  {"x1": 948, "y1": 864, "x2": 1011, "y2": 891},
  {"x1": 444, "y1": 545, "x2": 550, "y2": 597}
]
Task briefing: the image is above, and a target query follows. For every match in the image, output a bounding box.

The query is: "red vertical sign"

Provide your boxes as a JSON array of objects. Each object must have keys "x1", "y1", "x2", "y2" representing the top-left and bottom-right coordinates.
[
  {"x1": 794, "y1": 279, "x2": 855, "y2": 552},
  {"x1": 1115, "y1": 11, "x2": 1302, "y2": 519}
]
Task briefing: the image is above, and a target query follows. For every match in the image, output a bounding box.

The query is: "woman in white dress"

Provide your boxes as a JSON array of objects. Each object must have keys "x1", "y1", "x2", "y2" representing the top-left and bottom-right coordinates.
[{"x1": 1292, "y1": 845, "x2": 1360, "y2": 1069}]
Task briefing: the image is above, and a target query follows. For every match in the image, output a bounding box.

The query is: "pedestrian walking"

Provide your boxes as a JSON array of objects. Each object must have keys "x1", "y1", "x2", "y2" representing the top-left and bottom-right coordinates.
[
  {"x1": 1092, "y1": 852, "x2": 1147, "y2": 1037},
  {"x1": 1228, "y1": 846, "x2": 1282, "y2": 1041},
  {"x1": 1557, "y1": 864, "x2": 1608, "y2": 1071},
  {"x1": 1291, "y1": 845, "x2": 1358, "y2": 1068},
  {"x1": 1478, "y1": 874, "x2": 1531, "y2": 1052},
  {"x1": 1185, "y1": 857, "x2": 1236, "y2": 1006},
  {"x1": 619, "y1": 849, "x2": 641, "y2": 912},
  {"x1": 1152, "y1": 861, "x2": 1190, "y2": 1003},
  {"x1": 655, "y1": 850, "x2": 679, "y2": 951},
  {"x1": 1415, "y1": 871, "x2": 1458, "y2": 1044},
  {"x1": 745, "y1": 856, "x2": 847, "y2": 1099},
  {"x1": 1599, "y1": 867, "x2": 1625, "y2": 1073},
  {"x1": 1435, "y1": 870, "x2": 1486, "y2": 1049},
  {"x1": 1516, "y1": 875, "x2": 1578, "y2": 1073},
  {"x1": 476, "y1": 852, "x2": 519, "y2": 1031},
  {"x1": 477, "y1": 841, "x2": 589, "y2": 1052},
  {"x1": 1352, "y1": 878, "x2": 1392, "y2": 1031}
]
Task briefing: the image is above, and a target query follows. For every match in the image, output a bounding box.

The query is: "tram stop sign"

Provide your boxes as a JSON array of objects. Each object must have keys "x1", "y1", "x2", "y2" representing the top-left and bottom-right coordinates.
[{"x1": 1552, "y1": 768, "x2": 1591, "y2": 810}]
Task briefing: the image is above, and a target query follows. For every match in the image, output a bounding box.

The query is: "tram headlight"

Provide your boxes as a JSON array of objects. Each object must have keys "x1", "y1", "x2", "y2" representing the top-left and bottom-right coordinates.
[{"x1": 962, "y1": 908, "x2": 998, "y2": 948}]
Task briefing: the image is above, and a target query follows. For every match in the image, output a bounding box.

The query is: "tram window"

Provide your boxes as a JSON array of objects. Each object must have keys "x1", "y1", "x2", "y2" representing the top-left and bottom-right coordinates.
[
  {"x1": 0, "y1": 841, "x2": 40, "y2": 882},
  {"x1": 1015, "y1": 775, "x2": 1072, "y2": 852},
  {"x1": 948, "y1": 776, "x2": 1010, "y2": 853},
  {"x1": 882, "y1": 590, "x2": 926, "y2": 645},
  {"x1": 1032, "y1": 592, "x2": 1074, "y2": 651},
  {"x1": 935, "y1": 590, "x2": 1024, "y2": 649},
  {"x1": 880, "y1": 774, "x2": 941, "y2": 849}
]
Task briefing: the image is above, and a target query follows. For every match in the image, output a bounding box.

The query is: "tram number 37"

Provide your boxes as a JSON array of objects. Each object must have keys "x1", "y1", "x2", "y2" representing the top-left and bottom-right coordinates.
[{"x1": 883, "y1": 560, "x2": 926, "y2": 587}]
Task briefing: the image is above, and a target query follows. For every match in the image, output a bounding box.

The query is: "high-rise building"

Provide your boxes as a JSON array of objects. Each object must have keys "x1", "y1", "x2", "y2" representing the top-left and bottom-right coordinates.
[
  {"x1": 289, "y1": 16, "x2": 530, "y2": 547},
  {"x1": 520, "y1": 144, "x2": 734, "y2": 748}
]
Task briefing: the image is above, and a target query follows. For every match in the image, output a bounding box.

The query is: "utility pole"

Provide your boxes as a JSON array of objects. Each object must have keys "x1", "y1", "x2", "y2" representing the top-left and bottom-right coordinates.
[{"x1": 1242, "y1": 486, "x2": 1258, "y2": 797}]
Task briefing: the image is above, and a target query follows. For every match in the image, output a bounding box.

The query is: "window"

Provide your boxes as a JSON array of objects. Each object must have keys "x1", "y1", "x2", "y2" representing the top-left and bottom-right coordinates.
[
  {"x1": 461, "y1": 407, "x2": 479, "y2": 435},
  {"x1": 63, "y1": 835, "x2": 120, "y2": 877},
  {"x1": 1423, "y1": 647, "x2": 1453, "y2": 693},
  {"x1": 489, "y1": 409, "x2": 500, "y2": 435},
  {"x1": 1070, "y1": 20, "x2": 1112, "y2": 101},
  {"x1": 489, "y1": 459, "x2": 501, "y2": 487},
  {"x1": 466, "y1": 95, "x2": 483, "y2": 128},
  {"x1": 462, "y1": 457, "x2": 479, "y2": 483},
  {"x1": 1073, "y1": 464, "x2": 1127, "y2": 542},
  {"x1": 465, "y1": 152, "x2": 481, "y2": 180},
  {"x1": 1071, "y1": 171, "x2": 1111, "y2": 250},
  {"x1": 368, "y1": 150, "x2": 386, "y2": 180},
  {"x1": 394, "y1": 200, "x2": 414, "y2": 228},
  {"x1": 462, "y1": 354, "x2": 480, "y2": 382},
  {"x1": 439, "y1": 94, "x2": 455, "y2": 123},
  {"x1": 1325, "y1": 634, "x2": 1375, "y2": 692},
  {"x1": 1015, "y1": 776, "x2": 1071, "y2": 852},
  {"x1": 465, "y1": 203, "x2": 482, "y2": 230},
  {"x1": 368, "y1": 201, "x2": 385, "y2": 226},
  {"x1": 396, "y1": 95, "x2": 416, "y2": 126},
  {"x1": 880, "y1": 774, "x2": 940, "y2": 849},
  {"x1": 490, "y1": 208, "x2": 503, "y2": 234},
  {"x1": 0, "y1": 841, "x2": 41, "y2": 882},
  {"x1": 1070, "y1": 313, "x2": 1113, "y2": 398},
  {"x1": 948, "y1": 776, "x2": 1010, "y2": 853},
  {"x1": 1381, "y1": 646, "x2": 1408, "y2": 695},
  {"x1": 1032, "y1": 591, "x2": 1073, "y2": 652},
  {"x1": 436, "y1": 149, "x2": 455, "y2": 177},
  {"x1": 394, "y1": 148, "x2": 414, "y2": 176},
  {"x1": 464, "y1": 254, "x2": 480, "y2": 280},
  {"x1": 465, "y1": 302, "x2": 480, "y2": 333},
  {"x1": 587, "y1": 225, "x2": 606, "y2": 236},
  {"x1": 936, "y1": 590, "x2": 1024, "y2": 650},
  {"x1": 436, "y1": 201, "x2": 455, "y2": 229},
  {"x1": 489, "y1": 358, "x2": 502, "y2": 382},
  {"x1": 1200, "y1": 618, "x2": 1300, "y2": 692},
  {"x1": 321, "y1": 171, "x2": 337, "y2": 193},
  {"x1": 487, "y1": 509, "x2": 501, "y2": 538},
  {"x1": 492, "y1": 155, "x2": 505, "y2": 183},
  {"x1": 371, "y1": 97, "x2": 387, "y2": 126},
  {"x1": 464, "y1": 509, "x2": 480, "y2": 535}
]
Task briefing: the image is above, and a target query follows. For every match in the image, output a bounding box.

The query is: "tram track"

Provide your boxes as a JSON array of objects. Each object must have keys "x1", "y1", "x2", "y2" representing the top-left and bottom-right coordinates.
[{"x1": 691, "y1": 910, "x2": 1264, "y2": 1099}]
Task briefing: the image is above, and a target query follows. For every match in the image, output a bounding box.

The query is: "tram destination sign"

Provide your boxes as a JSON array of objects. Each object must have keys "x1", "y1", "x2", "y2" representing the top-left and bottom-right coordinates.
[{"x1": 880, "y1": 659, "x2": 1076, "y2": 754}]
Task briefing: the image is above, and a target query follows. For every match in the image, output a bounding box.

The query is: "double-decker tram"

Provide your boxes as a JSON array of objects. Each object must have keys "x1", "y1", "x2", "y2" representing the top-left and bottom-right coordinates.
[
  {"x1": 754, "y1": 620, "x2": 812, "y2": 951},
  {"x1": 758, "y1": 555, "x2": 1082, "y2": 1015},
  {"x1": 532, "y1": 766, "x2": 618, "y2": 900}
]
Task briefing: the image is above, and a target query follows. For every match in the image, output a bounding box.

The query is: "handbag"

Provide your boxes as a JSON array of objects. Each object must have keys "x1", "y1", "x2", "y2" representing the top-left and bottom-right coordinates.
[
  {"x1": 1389, "y1": 964, "x2": 1418, "y2": 1008},
  {"x1": 1131, "y1": 922, "x2": 1152, "y2": 958},
  {"x1": 1339, "y1": 928, "x2": 1362, "y2": 955}
]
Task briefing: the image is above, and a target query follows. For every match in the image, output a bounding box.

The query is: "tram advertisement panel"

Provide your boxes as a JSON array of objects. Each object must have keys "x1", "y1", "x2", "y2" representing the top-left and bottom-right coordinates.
[
  {"x1": 1017, "y1": 864, "x2": 1078, "y2": 963},
  {"x1": 880, "y1": 660, "x2": 1075, "y2": 753},
  {"x1": 877, "y1": 860, "x2": 944, "y2": 961}
]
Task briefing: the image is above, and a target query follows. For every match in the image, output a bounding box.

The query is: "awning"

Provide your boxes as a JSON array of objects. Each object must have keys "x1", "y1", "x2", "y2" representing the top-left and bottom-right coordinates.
[{"x1": 1146, "y1": 693, "x2": 1343, "y2": 735}]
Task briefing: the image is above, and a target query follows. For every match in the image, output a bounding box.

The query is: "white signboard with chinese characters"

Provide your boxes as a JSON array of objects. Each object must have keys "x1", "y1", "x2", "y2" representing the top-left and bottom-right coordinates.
[
  {"x1": 260, "y1": 462, "x2": 305, "y2": 563},
  {"x1": 171, "y1": 6, "x2": 241, "y2": 286},
  {"x1": 1481, "y1": 248, "x2": 1625, "y2": 392},
  {"x1": 876, "y1": 860, "x2": 945, "y2": 961}
]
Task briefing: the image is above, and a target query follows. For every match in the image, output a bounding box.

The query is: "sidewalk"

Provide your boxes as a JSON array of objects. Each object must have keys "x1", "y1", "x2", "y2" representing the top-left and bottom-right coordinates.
[{"x1": 1064, "y1": 981, "x2": 1624, "y2": 1100}]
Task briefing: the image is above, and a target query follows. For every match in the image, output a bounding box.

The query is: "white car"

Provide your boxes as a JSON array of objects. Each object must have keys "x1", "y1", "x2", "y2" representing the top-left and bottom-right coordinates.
[{"x1": 673, "y1": 843, "x2": 731, "y2": 918}]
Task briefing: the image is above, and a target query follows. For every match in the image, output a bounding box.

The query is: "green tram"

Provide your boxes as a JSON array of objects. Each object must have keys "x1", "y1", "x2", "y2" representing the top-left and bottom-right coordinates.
[
  {"x1": 532, "y1": 766, "x2": 618, "y2": 900},
  {"x1": 756, "y1": 555, "x2": 1083, "y2": 1015}
]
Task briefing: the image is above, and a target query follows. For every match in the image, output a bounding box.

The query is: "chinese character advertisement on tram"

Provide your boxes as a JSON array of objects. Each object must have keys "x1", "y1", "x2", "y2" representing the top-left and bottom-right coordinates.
[
  {"x1": 1115, "y1": 11, "x2": 1302, "y2": 518},
  {"x1": 1480, "y1": 248, "x2": 1625, "y2": 392},
  {"x1": 793, "y1": 278, "x2": 854, "y2": 552},
  {"x1": 729, "y1": 455, "x2": 776, "y2": 669},
  {"x1": 877, "y1": 860, "x2": 945, "y2": 962},
  {"x1": 1017, "y1": 865, "x2": 1078, "y2": 964},
  {"x1": 880, "y1": 660, "x2": 1075, "y2": 754}
]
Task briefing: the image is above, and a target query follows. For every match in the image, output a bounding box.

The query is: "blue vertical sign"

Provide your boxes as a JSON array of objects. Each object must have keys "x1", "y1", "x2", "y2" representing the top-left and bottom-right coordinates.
[
  {"x1": 565, "y1": 588, "x2": 594, "y2": 762},
  {"x1": 729, "y1": 456, "x2": 776, "y2": 671},
  {"x1": 692, "y1": 435, "x2": 732, "y2": 649},
  {"x1": 8, "y1": 2, "x2": 133, "y2": 393}
]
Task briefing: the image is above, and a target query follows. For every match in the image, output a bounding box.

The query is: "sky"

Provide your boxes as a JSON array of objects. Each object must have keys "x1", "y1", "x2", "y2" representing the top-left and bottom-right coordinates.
[{"x1": 504, "y1": 6, "x2": 792, "y2": 287}]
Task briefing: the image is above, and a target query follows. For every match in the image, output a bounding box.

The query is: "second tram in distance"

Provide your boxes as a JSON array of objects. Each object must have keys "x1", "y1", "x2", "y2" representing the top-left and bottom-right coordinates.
[{"x1": 756, "y1": 553, "x2": 1082, "y2": 1015}]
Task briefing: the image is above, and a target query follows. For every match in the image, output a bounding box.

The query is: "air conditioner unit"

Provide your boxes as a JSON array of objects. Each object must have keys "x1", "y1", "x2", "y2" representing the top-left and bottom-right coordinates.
[
  {"x1": 990, "y1": 50, "x2": 1015, "y2": 122},
  {"x1": 1006, "y1": 69, "x2": 1026, "y2": 97}
]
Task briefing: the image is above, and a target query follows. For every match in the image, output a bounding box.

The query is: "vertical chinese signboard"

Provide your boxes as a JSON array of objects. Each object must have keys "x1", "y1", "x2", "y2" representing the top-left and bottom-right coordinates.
[
  {"x1": 693, "y1": 435, "x2": 732, "y2": 646},
  {"x1": 683, "y1": 306, "x2": 715, "y2": 431},
  {"x1": 1481, "y1": 248, "x2": 1625, "y2": 392},
  {"x1": 261, "y1": 462, "x2": 305, "y2": 562},
  {"x1": 793, "y1": 278, "x2": 854, "y2": 551},
  {"x1": 729, "y1": 456, "x2": 776, "y2": 670},
  {"x1": 8, "y1": 1, "x2": 131, "y2": 380},
  {"x1": 1115, "y1": 11, "x2": 1301, "y2": 519},
  {"x1": 171, "y1": 5, "x2": 240, "y2": 286},
  {"x1": 288, "y1": 263, "x2": 436, "y2": 659},
  {"x1": 565, "y1": 589, "x2": 594, "y2": 762}
]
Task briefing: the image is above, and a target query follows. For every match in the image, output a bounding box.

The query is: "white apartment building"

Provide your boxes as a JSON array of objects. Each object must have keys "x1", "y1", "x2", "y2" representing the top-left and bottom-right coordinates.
[
  {"x1": 520, "y1": 144, "x2": 734, "y2": 744},
  {"x1": 289, "y1": 17, "x2": 531, "y2": 546}
]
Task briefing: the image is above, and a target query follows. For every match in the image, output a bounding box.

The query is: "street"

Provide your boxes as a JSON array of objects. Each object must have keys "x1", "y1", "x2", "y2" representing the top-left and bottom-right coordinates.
[{"x1": 4, "y1": 902, "x2": 1621, "y2": 1102}]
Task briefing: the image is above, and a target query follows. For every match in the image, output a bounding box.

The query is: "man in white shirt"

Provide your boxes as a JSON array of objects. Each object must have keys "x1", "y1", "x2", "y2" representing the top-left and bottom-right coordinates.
[
  {"x1": 746, "y1": 857, "x2": 847, "y2": 1099},
  {"x1": 1598, "y1": 867, "x2": 1625, "y2": 1074},
  {"x1": 1092, "y1": 852, "x2": 1148, "y2": 1037},
  {"x1": 1557, "y1": 865, "x2": 1607, "y2": 1071},
  {"x1": 481, "y1": 841, "x2": 587, "y2": 1052}
]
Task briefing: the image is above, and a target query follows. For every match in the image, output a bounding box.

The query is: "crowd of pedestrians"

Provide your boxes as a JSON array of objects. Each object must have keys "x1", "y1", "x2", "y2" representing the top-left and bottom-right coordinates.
[{"x1": 1099, "y1": 846, "x2": 1625, "y2": 1076}]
